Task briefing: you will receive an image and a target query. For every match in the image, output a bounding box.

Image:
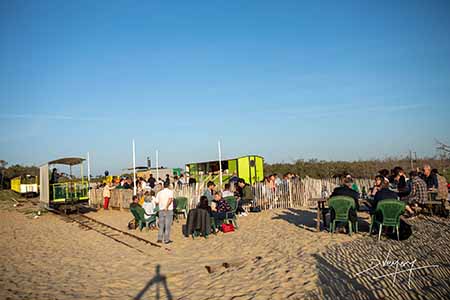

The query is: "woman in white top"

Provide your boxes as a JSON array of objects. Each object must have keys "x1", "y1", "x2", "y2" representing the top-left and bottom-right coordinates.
[{"x1": 102, "y1": 182, "x2": 115, "y2": 210}]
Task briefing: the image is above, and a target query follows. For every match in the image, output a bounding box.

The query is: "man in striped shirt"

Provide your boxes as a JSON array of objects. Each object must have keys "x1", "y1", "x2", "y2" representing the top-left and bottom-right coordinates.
[
  {"x1": 407, "y1": 171, "x2": 428, "y2": 205},
  {"x1": 403, "y1": 171, "x2": 428, "y2": 217}
]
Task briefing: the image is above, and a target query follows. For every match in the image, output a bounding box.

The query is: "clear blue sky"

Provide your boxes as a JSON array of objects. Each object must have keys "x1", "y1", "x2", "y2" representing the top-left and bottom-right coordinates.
[{"x1": 1, "y1": 0, "x2": 450, "y2": 175}]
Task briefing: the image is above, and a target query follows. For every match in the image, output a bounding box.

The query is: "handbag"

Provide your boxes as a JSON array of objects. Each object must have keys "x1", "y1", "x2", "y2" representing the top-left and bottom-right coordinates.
[
  {"x1": 128, "y1": 219, "x2": 137, "y2": 230},
  {"x1": 221, "y1": 223, "x2": 235, "y2": 233}
]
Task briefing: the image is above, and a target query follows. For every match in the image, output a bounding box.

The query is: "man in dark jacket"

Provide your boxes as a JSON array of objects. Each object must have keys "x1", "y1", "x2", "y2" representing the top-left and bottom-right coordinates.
[
  {"x1": 330, "y1": 177, "x2": 360, "y2": 210},
  {"x1": 148, "y1": 174, "x2": 156, "y2": 189},
  {"x1": 370, "y1": 180, "x2": 398, "y2": 214},
  {"x1": 330, "y1": 177, "x2": 360, "y2": 226}
]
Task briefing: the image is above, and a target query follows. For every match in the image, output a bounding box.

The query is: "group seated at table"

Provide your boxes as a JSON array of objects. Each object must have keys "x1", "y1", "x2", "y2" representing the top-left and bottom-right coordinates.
[
  {"x1": 129, "y1": 194, "x2": 159, "y2": 230},
  {"x1": 327, "y1": 165, "x2": 449, "y2": 236},
  {"x1": 185, "y1": 192, "x2": 237, "y2": 237}
]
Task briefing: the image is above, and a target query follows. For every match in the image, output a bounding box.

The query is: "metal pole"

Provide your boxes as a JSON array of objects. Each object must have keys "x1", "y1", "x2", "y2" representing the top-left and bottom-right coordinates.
[
  {"x1": 87, "y1": 152, "x2": 91, "y2": 206},
  {"x1": 156, "y1": 150, "x2": 159, "y2": 182},
  {"x1": 218, "y1": 140, "x2": 223, "y2": 188},
  {"x1": 409, "y1": 150, "x2": 413, "y2": 170},
  {"x1": 133, "y1": 139, "x2": 137, "y2": 196},
  {"x1": 87, "y1": 152, "x2": 91, "y2": 183}
]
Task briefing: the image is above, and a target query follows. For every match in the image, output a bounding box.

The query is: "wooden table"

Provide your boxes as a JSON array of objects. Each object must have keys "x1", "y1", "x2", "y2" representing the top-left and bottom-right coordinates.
[
  {"x1": 314, "y1": 197, "x2": 368, "y2": 232},
  {"x1": 313, "y1": 198, "x2": 328, "y2": 232},
  {"x1": 425, "y1": 190, "x2": 441, "y2": 215}
]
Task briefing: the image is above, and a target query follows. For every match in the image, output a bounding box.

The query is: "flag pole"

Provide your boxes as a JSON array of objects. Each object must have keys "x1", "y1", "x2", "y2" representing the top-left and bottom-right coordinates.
[
  {"x1": 133, "y1": 139, "x2": 137, "y2": 196},
  {"x1": 87, "y1": 151, "x2": 91, "y2": 206},
  {"x1": 218, "y1": 140, "x2": 223, "y2": 189},
  {"x1": 156, "y1": 150, "x2": 159, "y2": 182}
]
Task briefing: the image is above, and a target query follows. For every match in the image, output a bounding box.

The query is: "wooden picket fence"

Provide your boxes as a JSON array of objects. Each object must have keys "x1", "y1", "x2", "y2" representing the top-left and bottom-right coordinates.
[
  {"x1": 253, "y1": 177, "x2": 372, "y2": 209},
  {"x1": 90, "y1": 177, "x2": 373, "y2": 210}
]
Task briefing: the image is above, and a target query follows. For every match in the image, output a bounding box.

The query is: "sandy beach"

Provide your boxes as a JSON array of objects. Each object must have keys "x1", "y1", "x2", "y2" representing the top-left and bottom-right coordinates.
[{"x1": 1, "y1": 196, "x2": 450, "y2": 300}]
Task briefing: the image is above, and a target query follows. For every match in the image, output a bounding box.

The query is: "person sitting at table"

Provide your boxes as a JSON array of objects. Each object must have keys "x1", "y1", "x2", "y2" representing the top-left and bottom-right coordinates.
[
  {"x1": 329, "y1": 177, "x2": 359, "y2": 230},
  {"x1": 432, "y1": 169, "x2": 449, "y2": 202},
  {"x1": 142, "y1": 191, "x2": 157, "y2": 217},
  {"x1": 197, "y1": 195, "x2": 212, "y2": 215},
  {"x1": 404, "y1": 171, "x2": 428, "y2": 216},
  {"x1": 211, "y1": 191, "x2": 232, "y2": 227},
  {"x1": 142, "y1": 190, "x2": 158, "y2": 229},
  {"x1": 331, "y1": 177, "x2": 360, "y2": 210},
  {"x1": 392, "y1": 167, "x2": 410, "y2": 197},
  {"x1": 370, "y1": 180, "x2": 399, "y2": 214},
  {"x1": 236, "y1": 178, "x2": 254, "y2": 216},
  {"x1": 421, "y1": 164, "x2": 439, "y2": 190},
  {"x1": 345, "y1": 174, "x2": 360, "y2": 193},
  {"x1": 222, "y1": 183, "x2": 234, "y2": 198},
  {"x1": 370, "y1": 175, "x2": 384, "y2": 197}
]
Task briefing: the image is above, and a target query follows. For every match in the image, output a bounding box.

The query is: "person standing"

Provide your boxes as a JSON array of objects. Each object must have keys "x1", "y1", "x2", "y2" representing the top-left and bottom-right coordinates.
[
  {"x1": 102, "y1": 182, "x2": 115, "y2": 210},
  {"x1": 164, "y1": 174, "x2": 171, "y2": 187},
  {"x1": 148, "y1": 174, "x2": 156, "y2": 189},
  {"x1": 203, "y1": 181, "x2": 216, "y2": 205},
  {"x1": 155, "y1": 181, "x2": 174, "y2": 244},
  {"x1": 433, "y1": 169, "x2": 449, "y2": 202}
]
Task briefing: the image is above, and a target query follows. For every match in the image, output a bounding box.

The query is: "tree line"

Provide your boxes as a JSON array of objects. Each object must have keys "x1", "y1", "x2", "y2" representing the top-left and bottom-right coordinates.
[
  {"x1": 0, "y1": 160, "x2": 39, "y2": 189},
  {"x1": 264, "y1": 157, "x2": 450, "y2": 181}
]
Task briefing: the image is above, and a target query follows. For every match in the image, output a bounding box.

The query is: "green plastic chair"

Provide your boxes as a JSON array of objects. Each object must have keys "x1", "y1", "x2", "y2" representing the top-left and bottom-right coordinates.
[
  {"x1": 130, "y1": 205, "x2": 149, "y2": 231},
  {"x1": 369, "y1": 199, "x2": 405, "y2": 241},
  {"x1": 328, "y1": 196, "x2": 357, "y2": 235},
  {"x1": 174, "y1": 197, "x2": 188, "y2": 220},
  {"x1": 223, "y1": 196, "x2": 238, "y2": 229}
]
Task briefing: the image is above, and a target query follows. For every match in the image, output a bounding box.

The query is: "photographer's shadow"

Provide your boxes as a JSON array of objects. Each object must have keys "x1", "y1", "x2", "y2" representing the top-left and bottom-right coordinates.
[{"x1": 134, "y1": 264, "x2": 173, "y2": 300}]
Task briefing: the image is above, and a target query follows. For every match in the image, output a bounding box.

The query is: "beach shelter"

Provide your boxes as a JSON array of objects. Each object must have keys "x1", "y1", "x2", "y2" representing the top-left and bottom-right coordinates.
[{"x1": 185, "y1": 155, "x2": 264, "y2": 185}]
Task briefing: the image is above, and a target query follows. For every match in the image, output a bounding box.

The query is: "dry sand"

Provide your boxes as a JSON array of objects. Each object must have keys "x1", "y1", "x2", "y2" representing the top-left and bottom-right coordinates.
[{"x1": 1, "y1": 198, "x2": 449, "y2": 300}]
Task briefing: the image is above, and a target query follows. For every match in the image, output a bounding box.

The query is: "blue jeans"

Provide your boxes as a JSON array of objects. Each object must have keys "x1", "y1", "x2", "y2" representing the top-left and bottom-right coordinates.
[{"x1": 158, "y1": 210, "x2": 173, "y2": 242}]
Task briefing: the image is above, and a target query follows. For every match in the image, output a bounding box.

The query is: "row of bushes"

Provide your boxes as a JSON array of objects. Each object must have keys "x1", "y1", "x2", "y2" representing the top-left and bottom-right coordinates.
[
  {"x1": 2, "y1": 156, "x2": 450, "y2": 189},
  {"x1": 264, "y1": 157, "x2": 450, "y2": 181}
]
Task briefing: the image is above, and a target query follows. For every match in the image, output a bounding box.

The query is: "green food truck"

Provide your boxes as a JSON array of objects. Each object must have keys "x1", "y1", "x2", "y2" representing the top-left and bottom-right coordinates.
[{"x1": 185, "y1": 155, "x2": 264, "y2": 185}]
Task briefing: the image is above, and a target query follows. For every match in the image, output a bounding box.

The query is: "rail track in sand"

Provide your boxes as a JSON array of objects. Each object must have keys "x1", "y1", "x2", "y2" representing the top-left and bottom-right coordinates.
[{"x1": 47, "y1": 207, "x2": 171, "y2": 254}]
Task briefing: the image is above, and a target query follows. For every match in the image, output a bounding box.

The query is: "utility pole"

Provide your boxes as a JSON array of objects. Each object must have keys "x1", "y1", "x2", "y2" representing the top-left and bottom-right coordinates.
[{"x1": 409, "y1": 150, "x2": 413, "y2": 170}]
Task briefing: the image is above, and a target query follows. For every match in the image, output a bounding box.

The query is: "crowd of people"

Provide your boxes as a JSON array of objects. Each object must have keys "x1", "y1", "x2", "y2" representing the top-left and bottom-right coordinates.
[
  {"x1": 263, "y1": 173, "x2": 300, "y2": 191},
  {"x1": 365, "y1": 164, "x2": 449, "y2": 217},
  {"x1": 121, "y1": 174, "x2": 256, "y2": 243},
  {"x1": 103, "y1": 164, "x2": 449, "y2": 241}
]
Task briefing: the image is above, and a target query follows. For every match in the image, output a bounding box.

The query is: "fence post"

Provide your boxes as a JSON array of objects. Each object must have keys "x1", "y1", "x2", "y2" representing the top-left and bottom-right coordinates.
[{"x1": 288, "y1": 180, "x2": 293, "y2": 208}]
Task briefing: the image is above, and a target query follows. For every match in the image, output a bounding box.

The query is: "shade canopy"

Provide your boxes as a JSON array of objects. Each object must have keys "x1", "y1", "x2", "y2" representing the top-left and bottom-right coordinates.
[{"x1": 48, "y1": 157, "x2": 85, "y2": 166}]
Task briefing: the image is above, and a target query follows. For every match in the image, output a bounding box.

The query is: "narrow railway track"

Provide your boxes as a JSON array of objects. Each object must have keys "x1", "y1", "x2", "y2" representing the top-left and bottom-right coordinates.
[{"x1": 47, "y1": 207, "x2": 171, "y2": 254}]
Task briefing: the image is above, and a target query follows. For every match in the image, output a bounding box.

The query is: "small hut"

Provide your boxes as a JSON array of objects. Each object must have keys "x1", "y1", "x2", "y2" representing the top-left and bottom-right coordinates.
[{"x1": 185, "y1": 155, "x2": 264, "y2": 185}]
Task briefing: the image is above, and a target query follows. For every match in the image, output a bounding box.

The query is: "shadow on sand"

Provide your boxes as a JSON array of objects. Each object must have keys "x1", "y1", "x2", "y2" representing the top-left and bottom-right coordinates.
[
  {"x1": 273, "y1": 207, "x2": 371, "y2": 233},
  {"x1": 272, "y1": 208, "x2": 319, "y2": 232},
  {"x1": 134, "y1": 265, "x2": 173, "y2": 300},
  {"x1": 308, "y1": 216, "x2": 450, "y2": 300}
]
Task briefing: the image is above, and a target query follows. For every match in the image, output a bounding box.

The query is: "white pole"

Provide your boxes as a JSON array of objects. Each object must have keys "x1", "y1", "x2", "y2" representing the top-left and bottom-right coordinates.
[
  {"x1": 156, "y1": 150, "x2": 159, "y2": 182},
  {"x1": 218, "y1": 140, "x2": 223, "y2": 188},
  {"x1": 132, "y1": 139, "x2": 137, "y2": 196},
  {"x1": 87, "y1": 152, "x2": 91, "y2": 206}
]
